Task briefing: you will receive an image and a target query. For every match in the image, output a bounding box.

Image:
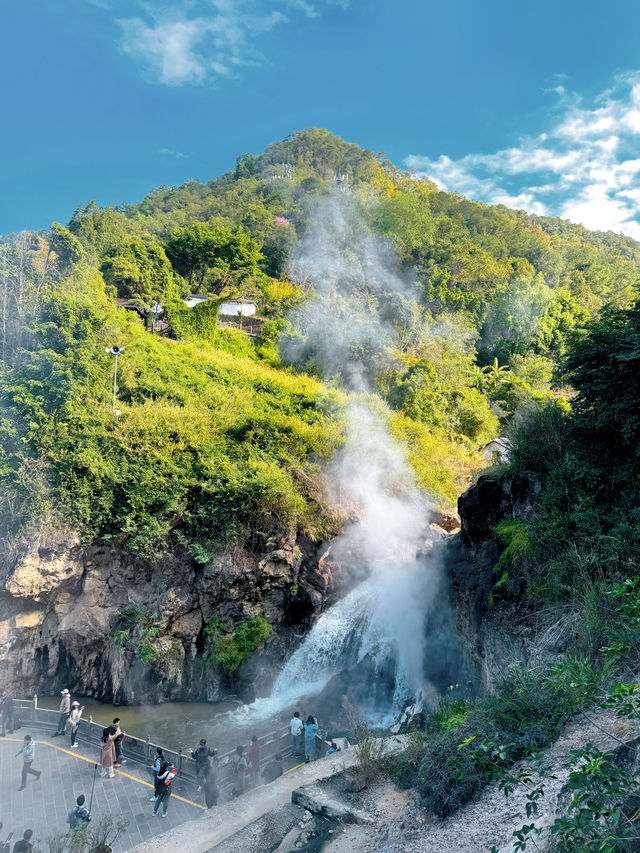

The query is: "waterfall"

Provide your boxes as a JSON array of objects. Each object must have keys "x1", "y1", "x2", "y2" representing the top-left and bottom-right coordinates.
[{"x1": 272, "y1": 553, "x2": 439, "y2": 712}]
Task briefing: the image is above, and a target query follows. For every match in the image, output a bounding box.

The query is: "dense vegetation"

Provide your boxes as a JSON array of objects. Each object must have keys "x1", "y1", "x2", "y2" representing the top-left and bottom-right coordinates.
[
  {"x1": 1, "y1": 128, "x2": 639, "y2": 564},
  {"x1": 391, "y1": 297, "x2": 640, "y2": 848}
]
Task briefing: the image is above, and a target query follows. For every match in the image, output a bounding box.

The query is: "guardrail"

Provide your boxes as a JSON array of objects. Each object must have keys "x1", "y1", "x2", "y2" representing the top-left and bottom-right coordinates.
[{"x1": 6, "y1": 698, "x2": 326, "y2": 801}]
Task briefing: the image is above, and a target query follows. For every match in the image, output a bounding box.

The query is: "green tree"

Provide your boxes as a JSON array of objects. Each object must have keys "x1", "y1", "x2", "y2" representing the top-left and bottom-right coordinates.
[
  {"x1": 164, "y1": 223, "x2": 263, "y2": 293},
  {"x1": 49, "y1": 223, "x2": 84, "y2": 275},
  {"x1": 101, "y1": 236, "x2": 179, "y2": 320}
]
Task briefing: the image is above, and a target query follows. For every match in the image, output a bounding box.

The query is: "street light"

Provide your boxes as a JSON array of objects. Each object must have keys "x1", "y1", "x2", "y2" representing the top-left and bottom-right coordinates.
[{"x1": 106, "y1": 345, "x2": 124, "y2": 412}]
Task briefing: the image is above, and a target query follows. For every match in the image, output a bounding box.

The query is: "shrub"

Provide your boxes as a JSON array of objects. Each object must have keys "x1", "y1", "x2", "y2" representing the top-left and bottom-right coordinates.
[
  {"x1": 206, "y1": 615, "x2": 272, "y2": 674},
  {"x1": 493, "y1": 519, "x2": 531, "y2": 590},
  {"x1": 399, "y1": 663, "x2": 597, "y2": 818}
]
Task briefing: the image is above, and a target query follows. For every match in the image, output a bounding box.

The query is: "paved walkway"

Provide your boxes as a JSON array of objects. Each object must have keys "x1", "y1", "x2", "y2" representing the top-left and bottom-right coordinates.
[
  {"x1": 0, "y1": 734, "x2": 204, "y2": 852},
  {"x1": 128, "y1": 735, "x2": 409, "y2": 853}
]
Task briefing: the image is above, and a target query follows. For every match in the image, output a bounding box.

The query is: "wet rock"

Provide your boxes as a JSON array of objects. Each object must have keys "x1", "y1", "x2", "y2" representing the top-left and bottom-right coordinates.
[
  {"x1": 429, "y1": 508, "x2": 461, "y2": 533},
  {"x1": 292, "y1": 783, "x2": 372, "y2": 823}
]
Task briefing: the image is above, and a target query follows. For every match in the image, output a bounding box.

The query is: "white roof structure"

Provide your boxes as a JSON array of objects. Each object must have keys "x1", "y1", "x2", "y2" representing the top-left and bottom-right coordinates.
[
  {"x1": 219, "y1": 300, "x2": 257, "y2": 317},
  {"x1": 182, "y1": 295, "x2": 212, "y2": 309}
]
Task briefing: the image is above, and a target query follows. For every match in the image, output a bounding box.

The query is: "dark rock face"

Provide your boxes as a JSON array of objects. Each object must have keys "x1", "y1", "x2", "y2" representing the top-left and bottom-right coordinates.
[
  {"x1": 450, "y1": 471, "x2": 543, "y2": 689},
  {"x1": 0, "y1": 531, "x2": 340, "y2": 704}
]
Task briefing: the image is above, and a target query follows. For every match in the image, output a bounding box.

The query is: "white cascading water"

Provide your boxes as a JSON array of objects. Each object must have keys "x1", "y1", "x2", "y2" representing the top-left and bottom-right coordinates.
[
  {"x1": 271, "y1": 553, "x2": 439, "y2": 713},
  {"x1": 235, "y1": 402, "x2": 440, "y2": 725}
]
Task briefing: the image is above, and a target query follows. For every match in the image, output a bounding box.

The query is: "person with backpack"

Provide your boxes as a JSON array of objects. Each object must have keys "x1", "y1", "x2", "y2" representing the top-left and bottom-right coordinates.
[
  {"x1": 153, "y1": 764, "x2": 176, "y2": 817},
  {"x1": 149, "y1": 748, "x2": 164, "y2": 801},
  {"x1": 67, "y1": 795, "x2": 91, "y2": 830},
  {"x1": 16, "y1": 735, "x2": 41, "y2": 790}
]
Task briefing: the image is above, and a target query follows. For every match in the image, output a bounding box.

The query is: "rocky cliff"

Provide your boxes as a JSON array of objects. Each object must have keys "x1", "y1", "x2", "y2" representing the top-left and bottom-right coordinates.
[
  {"x1": 449, "y1": 469, "x2": 572, "y2": 690},
  {"x1": 0, "y1": 529, "x2": 339, "y2": 703}
]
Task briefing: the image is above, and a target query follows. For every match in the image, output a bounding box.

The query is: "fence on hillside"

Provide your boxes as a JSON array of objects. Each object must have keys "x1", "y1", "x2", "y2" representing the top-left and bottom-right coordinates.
[{"x1": 6, "y1": 697, "x2": 326, "y2": 801}]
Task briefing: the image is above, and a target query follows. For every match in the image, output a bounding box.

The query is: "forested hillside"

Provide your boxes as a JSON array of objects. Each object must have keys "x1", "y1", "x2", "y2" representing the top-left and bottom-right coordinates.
[{"x1": 1, "y1": 128, "x2": 639, "y2": 562}]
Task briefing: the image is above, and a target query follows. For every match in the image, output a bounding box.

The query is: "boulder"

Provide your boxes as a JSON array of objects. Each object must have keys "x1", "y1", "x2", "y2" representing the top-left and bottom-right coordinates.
[{"x1": 6, "y1": 531, "x2": 83, "y2": 601}]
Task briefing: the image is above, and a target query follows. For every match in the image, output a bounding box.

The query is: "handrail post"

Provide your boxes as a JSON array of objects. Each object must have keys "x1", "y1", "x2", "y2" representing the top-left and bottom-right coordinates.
[
  {"x1": 178, "y1": 747, "x2": 182, "y2": 776},
  {"x1": 146, "y1": 737, "x2": 150, "y2": 766}
]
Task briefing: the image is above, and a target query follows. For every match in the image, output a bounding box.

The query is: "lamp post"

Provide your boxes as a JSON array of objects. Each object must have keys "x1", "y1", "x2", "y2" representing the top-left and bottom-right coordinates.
[{"x1": 106, "y1": 345, "x2": 124, "y2": 412}]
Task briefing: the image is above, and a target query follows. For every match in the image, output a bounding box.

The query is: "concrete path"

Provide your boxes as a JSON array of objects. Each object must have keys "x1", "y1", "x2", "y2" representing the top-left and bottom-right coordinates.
[
  {"x1": 0, "y1": 734, "x2": 204, "y2": 852},
  {"x1": 128, "y1": 736, "x2": 408, "y2": 853}
]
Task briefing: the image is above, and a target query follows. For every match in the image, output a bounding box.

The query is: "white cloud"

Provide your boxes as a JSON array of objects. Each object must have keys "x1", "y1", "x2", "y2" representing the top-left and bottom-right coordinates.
[
  {"x1": 116, "y1": 0, "x2": 349, "y2": 86},
  {"x1": 405, "y1": 72, "x2": 640, "y2": 240},
  {"x1": 158, "y1": 147, "x2": 190, "y2": 159}
]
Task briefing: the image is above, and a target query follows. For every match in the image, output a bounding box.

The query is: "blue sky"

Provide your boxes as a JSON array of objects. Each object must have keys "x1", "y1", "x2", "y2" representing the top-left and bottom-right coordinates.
[{"x1": 2, "y1": 1, "x2": 640, "y2": 237}]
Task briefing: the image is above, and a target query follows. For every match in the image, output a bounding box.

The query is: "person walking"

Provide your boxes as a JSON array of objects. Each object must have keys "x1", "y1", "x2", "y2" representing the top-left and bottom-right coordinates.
[
  {"x1": 16, "y1": 735, "x2": 41, "y2": 791},
  {"x1": 190, "y1": 739, "x2": 215, "y2": 790},
  {"x1": 203, "y1": 764, "x2": 219, "y2": 809},
  {"x1": 231, "y1": 745, "x2": 249, "y2": 798},
  {"x1": 68, "y1": 702, "x2": 84, "y2": 749},
  {"x1": 247, "y1": 735, "x2": 260, "y2": 787},
  {"x1": 150, "y1": 747, "x2": 164, "y2": 801},
  {"x1": 153, "y1": 764, "x2": 176, "y2": 818},
  {"x1": 99, "y1": 727, "x2": 116, "y2": 779},
  {"x1": 52, "y1": 689, "x2": 71, "y2": 737},
  {"x1": 67, "y1": 794, "x2": 91, "y2": 830},
  {"x1": 290, "y1": 711, "x2": 303, "y2": 757},
  {"x1": 109, "y1": 718, "x2": 125, "y2": 766},
  {"x1": 11, "y1": 830, "x2": 33, "y2": 853},
  {"x1": 304, "y1": 715, "x2": 319, "y2": 763}
]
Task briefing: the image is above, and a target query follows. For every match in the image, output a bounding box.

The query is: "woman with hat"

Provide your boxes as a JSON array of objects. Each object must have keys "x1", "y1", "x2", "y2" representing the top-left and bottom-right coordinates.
[{"x1": 52, "y1": 689, "x2": 71, "y2": 737}]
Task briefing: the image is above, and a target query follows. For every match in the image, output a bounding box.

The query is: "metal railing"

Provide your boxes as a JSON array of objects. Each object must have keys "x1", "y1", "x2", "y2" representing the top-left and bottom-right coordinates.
[{"x1": 7, "y1": 698, "x2": 325, "y2": 801}]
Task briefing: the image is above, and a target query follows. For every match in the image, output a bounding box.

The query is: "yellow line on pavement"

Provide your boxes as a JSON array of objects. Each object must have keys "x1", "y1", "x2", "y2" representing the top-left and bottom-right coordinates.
[
  {"x1": 285, "y1": 761, "x2": 306, "y2": 773},
  {"x1": 0, "y1": 736, "x2": 205, "y2": 811}
]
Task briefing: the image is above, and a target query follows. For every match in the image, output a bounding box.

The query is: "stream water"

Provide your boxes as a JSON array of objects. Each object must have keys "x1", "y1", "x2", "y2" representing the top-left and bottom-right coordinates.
[{"x1": 37, "y1": 695, "x2": 288, "y2": 755}]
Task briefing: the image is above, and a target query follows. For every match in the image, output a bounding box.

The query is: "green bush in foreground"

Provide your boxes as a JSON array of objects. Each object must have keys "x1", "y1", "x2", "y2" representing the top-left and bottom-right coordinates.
[{"x1": 393, "y1": 660, "x2": 597, "y2": 818}]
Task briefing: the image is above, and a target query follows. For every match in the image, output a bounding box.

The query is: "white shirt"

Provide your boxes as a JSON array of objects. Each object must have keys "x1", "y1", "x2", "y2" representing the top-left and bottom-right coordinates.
[{"x1": 290, "y1": 717, "x2": 303, "y2": 736}]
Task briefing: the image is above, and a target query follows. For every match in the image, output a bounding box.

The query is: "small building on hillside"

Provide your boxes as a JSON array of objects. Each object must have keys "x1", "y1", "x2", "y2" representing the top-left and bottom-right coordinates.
[
  {"x1": 218, "y1": 299, "x2": 257, "y2": 317},
  {"x1": 479, "y1": 437, "x2": 512, "y2": 465}
]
